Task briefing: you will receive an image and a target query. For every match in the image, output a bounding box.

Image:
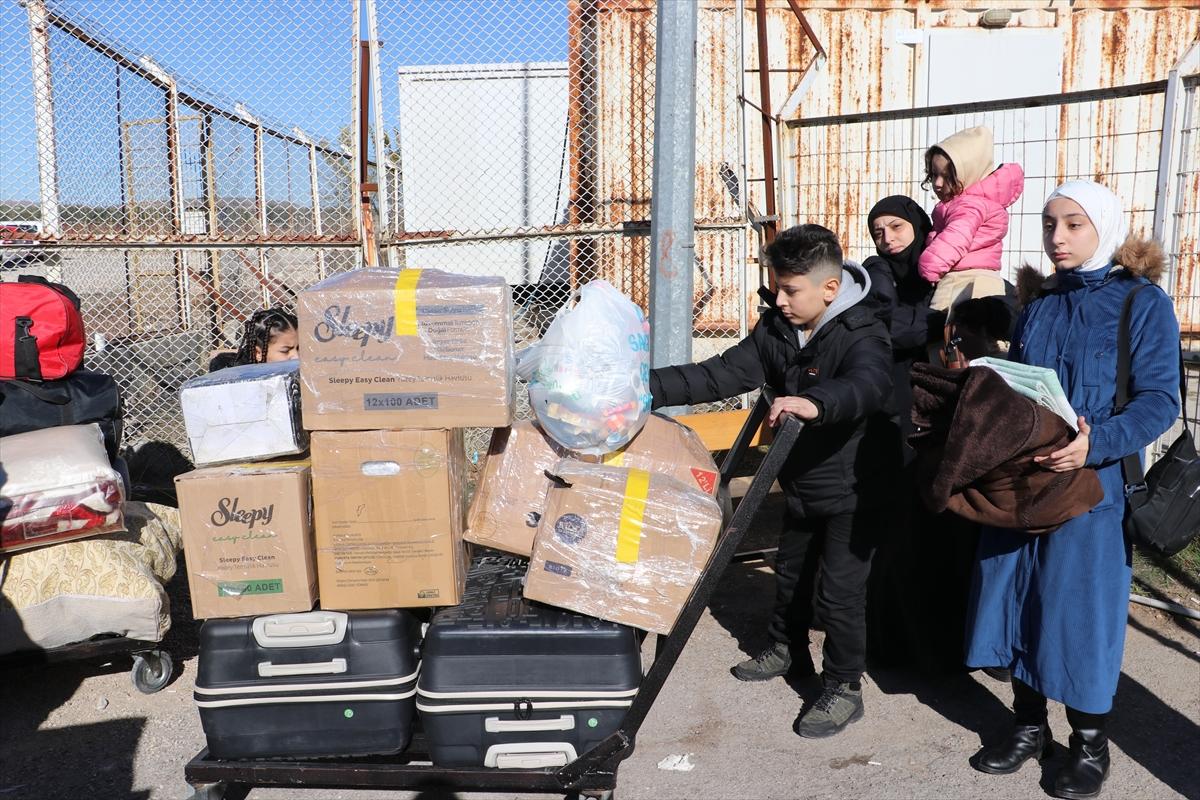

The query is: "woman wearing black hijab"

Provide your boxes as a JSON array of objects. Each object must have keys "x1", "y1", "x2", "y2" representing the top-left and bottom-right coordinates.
[
  {"x1": 863, "y1": 195, "x2": 982, "y2": 673},
  {"x1": 862, "y1": 196, "x2": 935, "y2": 457}
]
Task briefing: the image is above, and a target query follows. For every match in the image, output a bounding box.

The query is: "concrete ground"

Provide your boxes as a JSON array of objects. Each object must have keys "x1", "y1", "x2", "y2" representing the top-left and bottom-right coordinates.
[{"x1": 2, "y1": 497, "x2": 1198, "y2": 800}]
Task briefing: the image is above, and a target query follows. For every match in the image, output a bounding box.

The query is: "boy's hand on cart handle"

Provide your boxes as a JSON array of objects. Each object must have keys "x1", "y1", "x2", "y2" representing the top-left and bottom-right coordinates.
[
  {"x1": 769, "y1": 396, "x2": 819, "y2": 426},
  {"x1": 1035, "y1": 417, "x2": 1090, "y2": 472}
]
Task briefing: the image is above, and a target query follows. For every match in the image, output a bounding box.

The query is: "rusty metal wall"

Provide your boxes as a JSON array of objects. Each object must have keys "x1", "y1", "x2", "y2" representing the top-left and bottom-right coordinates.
[
  {"x1": 786, "y1": 76, "x2": 1199, "y2": 461},
  {"x1": 581, "y1": 0, "x2": 1199, "y2": 335},
  {"x1": 566, "y1": 0, "x2": 747, "y2": 336}
]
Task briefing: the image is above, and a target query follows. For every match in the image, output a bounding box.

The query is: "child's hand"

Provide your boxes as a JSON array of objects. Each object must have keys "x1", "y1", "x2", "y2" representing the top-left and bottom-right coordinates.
[
  {"x1": 769, "y1": 396, "x2": 820, "y2": 426},
  {"x1": 1035, "y1": 417, "x2": 1090, "y2": 471}
]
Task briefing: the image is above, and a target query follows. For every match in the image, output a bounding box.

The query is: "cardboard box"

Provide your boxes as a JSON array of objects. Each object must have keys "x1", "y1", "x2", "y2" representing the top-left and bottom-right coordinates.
[
  {"x1": 180, "y1": 360, "x2": 307, "y2": 466},
  {"x1": 589, "y1": 413, "x2": 719, "y2": 495},
  {"x1": 465, "y1": 414, "x2": 719, "y2": 557},
  {"x1": 298, "y1": 268, "x2": 514, "y2": 430},
  {"x1": 523, "y1": 461, "x2": 723, "y2": 635},
  {"x1": 311, "y1": 429, "x2": 467, "y2": 609},
  {"x1": 175, "y1": 462, "x2": 317, "y2": 620},
  {"x1": 463, "y1": 422, "x2": 572, "y2": 557}
]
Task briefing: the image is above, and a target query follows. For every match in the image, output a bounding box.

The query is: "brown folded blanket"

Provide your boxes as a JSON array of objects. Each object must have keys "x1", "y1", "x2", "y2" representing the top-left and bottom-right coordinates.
[{"x1": 909, "y1": 363, "x2": 1103, "y2": 533}]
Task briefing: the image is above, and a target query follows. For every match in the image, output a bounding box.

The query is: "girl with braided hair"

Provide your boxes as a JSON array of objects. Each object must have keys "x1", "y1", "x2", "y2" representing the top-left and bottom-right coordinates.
[{"x1": 208, "y1": 307, "x2": 299, "y2": 372}]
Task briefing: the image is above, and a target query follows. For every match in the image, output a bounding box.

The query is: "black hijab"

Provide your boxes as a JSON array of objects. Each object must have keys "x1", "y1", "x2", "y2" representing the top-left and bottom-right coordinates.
[{"x1": 867, "y1": 195, "x2": 933, "y2": 284}]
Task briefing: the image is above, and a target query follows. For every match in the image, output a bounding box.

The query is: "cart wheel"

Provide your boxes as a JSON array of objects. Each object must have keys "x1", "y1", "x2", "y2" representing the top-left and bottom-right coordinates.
[
  {"x1": 186, "y1": 782, "x2": 230, "y2": 800},
  {"x1": 131, "y1": 650, "x2": 173, "y2": 694}
]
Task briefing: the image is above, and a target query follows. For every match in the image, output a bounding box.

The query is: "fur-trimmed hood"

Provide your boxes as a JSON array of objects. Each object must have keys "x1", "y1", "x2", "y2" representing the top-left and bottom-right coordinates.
[{"x1": 1015, "y1": 235, "x2": 1166, "y2": 306}]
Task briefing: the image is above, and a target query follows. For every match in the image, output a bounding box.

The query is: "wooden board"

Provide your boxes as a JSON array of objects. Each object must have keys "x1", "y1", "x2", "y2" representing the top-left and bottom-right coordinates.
[{"x1": 676, "y1": 409, "x2": 765, "y2": 451}]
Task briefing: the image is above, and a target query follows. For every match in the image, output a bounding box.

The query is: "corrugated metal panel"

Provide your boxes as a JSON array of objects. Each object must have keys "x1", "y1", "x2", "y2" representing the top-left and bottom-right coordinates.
[
  {"x1": 574, "y1": 0, "x2": 1198, "y2": 329},
  {"x1": 568, "y1": 0, "x2": 744, "y2": 330},
  {"x1": 1066, "y1": 8, "x2": 1200, "y2": 90}
]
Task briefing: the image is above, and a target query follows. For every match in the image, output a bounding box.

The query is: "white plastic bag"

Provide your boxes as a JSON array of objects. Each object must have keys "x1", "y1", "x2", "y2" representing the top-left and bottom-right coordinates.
[{"x1": 517, "y1": 281, "x2": 651, "y2": 455}]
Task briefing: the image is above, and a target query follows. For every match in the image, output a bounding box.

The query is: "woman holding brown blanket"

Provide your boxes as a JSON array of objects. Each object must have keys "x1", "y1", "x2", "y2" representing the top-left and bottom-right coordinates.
[{"x1": 965, "y1": 181, "x2": 1180, "y2": 799}]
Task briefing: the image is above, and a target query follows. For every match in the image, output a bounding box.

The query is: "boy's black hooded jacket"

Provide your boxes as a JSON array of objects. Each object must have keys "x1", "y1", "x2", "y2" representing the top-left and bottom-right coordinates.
[{"x1": 650, "y1": 261, "x2": 900, "y2": 516}]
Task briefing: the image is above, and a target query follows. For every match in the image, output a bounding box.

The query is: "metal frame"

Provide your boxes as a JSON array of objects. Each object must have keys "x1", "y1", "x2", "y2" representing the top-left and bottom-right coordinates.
[
  {"x1": 648, "y1": 0, "x2": 698, "y2": 373},
  {"x1": 785, "y1": 78, "x2": 1171, "y2": 129},
  {"x1": 184, "y1": 390, "x2": 801, "y2": 800}
]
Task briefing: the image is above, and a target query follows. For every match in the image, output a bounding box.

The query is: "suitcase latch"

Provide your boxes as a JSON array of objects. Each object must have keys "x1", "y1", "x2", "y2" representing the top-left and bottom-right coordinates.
[{"x1": 514, "y1": 698, "x2": 534, "y2": 720}]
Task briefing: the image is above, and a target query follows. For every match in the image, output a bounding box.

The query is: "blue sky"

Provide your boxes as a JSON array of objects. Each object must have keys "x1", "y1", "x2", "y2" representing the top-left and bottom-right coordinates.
[{"x1": 1, "y1": 0, "x2": 568, "y2": 205}]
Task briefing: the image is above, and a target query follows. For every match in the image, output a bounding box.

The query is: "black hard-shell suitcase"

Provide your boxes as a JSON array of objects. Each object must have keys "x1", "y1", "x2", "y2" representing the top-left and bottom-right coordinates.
[
  {"x1": 194, "y1": 610, "x2": 420, "y2": 760},
  {"x1": 0, "y1": 369, "x2": 123, "y2": 462},
  {"x1": 417, "y1": 554, "x2": 641, "y2": 768}
]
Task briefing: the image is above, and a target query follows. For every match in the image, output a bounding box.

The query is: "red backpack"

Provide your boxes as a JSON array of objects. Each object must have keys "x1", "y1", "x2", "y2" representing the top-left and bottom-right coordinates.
[{"x1": 0, "y1": 276, "x2": 86, "y2": 380}]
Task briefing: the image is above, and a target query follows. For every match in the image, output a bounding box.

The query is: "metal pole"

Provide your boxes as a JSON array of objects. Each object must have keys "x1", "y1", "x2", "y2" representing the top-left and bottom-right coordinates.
[
  {"x1": 236, "y1": 102, "x2": 271, "y2": 307},
  {"x1": 1152, "y1": 65, "x2": 1182, "y2": 245},
  {"x1": 366, "y1": 0, "x2": 390, "y2": 246},
  {"x1": 199, "y1": 114, "x2": 220, "y2": 341},
  {"x1": 754, "y1": 0, "x2": 778, "y2": 247},
  {"x1": 1152, "y1": 43, "x2": 1199, "y2": 296},
  {"x1": 350, "y1": 0, "x2": 363, "y2": 246},
  {"x1": 296, "y1": 126, "x2": 327, "y2": 280},
  {"x1": 26, "y1": 0, "x2": 61, "y2": 240},
  {"x1": 358, "y1": 40, "x2": 380, "y2": 268},
  {"x1": 648, "y1": 0, "x2": 698, "y2": 377},
  {"x1": 164, "y1": 72, "x2": 190, "y2": 327},
  {"x1": 521, "y1": 62, "x2": 533, "y2": 284}
]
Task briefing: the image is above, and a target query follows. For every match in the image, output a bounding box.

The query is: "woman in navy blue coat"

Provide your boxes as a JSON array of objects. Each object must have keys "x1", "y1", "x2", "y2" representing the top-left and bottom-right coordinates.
[{"x1": 965, "y1": 181, "x2": 1180, "y2": 800}]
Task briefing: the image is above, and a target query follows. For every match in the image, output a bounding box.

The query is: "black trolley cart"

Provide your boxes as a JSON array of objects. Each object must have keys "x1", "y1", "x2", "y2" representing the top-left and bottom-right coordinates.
[
  {"x1": 185, "y1": 389, "x2": 801, "y2": 800},
  {"x1": 0, "y1": 634, "x2": 174, "y2": 694}
]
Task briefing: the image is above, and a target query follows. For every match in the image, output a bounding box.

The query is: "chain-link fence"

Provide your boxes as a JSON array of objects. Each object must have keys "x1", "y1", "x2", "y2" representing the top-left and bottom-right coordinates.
[
  {"x1": 5, "y1": 0, "x2": 1195, "y2": 466},
  {"x1": 2, "y1": 0, "x2": 755, "y2": 462},
  {"x1": 2, "y1": 0, "x2": 366, "y2": 451},
  {"x1": 372, "y1": 0, "x2": 749, "y2": 419},
  {"x1": 784, "y1": 76, "x2": 1200, "y2": 458}
]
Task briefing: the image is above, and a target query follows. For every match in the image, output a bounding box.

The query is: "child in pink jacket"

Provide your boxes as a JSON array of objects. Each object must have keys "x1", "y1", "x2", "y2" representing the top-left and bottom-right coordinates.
[{"x1": 919, "y1": 126, "x2": 1024, "y2": 313}]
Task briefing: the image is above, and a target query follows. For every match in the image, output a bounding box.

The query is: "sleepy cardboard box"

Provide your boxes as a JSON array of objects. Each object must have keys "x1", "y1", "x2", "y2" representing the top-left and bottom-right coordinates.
[
  {"x1": 466, "y1": 413, "x2": 720, "y2": 557},
  {"x1": 311, "y1": 429, "x2": 468, "y2": 609},
  {"x1": 298, "y1": 268, "x2": 514, "y2": 430},
  {"x1": 523, "y1": 461, "x2": 723, "y2": 635},
  {"x1": 175, "y1": 462, "x2": 317, "y2": 620}
]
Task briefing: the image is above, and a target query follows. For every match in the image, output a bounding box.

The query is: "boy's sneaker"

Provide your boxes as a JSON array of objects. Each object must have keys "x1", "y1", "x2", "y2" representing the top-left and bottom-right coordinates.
[
  {"x1": 794, "y1": 678, "x2": 864, "y2": 738},
  {"x1": 731, "y1": 642, "x2": 792, "y2": 682}
]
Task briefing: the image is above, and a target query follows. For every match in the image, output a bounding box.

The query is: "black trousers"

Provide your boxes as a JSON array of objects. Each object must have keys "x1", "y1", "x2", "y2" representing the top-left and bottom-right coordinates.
[{"x1": 767, "y1": 505, "x2": 880, "y2": 684}]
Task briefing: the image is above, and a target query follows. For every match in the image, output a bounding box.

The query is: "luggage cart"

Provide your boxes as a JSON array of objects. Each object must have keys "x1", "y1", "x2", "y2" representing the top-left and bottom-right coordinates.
[
  {"x1": 184, "y1": 389, "x2": 800, "y2": 800},
  {"x1": 0, "y1": 634, "x2": 174, "y2": 694}
]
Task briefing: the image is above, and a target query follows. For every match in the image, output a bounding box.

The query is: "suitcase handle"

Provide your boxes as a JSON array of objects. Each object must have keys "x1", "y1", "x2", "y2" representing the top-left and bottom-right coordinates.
[
  {"x1": 485, "y1": 715, "x2": 576, "y2": 733},
  {"x1": 484, "y1": 742, "x2": 578, "y2": 769},
  {"x1": 252, "y1": 611, "x2": 348, "y2": 648},
  {"x1": 257, "y1": 658, "x2": 348, "y2": 677}
]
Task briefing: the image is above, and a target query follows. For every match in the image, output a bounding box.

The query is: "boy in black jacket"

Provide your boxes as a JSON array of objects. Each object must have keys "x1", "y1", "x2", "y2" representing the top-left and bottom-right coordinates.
[{"x1": 651, "y1": 224, "x2": 899, "y2": 738}]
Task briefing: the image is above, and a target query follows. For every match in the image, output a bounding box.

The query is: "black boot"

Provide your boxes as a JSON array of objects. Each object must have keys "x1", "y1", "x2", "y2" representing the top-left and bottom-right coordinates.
[
  {"x1": 1054, "y1": 709, "x2": 1109, "y2": 800},
  {"x1": 973, "y1": 679, "x2": 1053, "y2": 775}
]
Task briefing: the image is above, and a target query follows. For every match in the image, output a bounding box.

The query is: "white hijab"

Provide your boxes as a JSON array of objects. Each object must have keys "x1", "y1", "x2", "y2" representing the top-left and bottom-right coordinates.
[{"x1": 1045, "y1": 180, "x2": 1128, "y2": 272}]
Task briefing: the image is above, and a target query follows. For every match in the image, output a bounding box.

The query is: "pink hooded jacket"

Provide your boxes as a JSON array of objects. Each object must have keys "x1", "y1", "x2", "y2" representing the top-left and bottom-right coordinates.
[{"x1": 918, "y1": 162, "x2": 1025, "y2": 283}]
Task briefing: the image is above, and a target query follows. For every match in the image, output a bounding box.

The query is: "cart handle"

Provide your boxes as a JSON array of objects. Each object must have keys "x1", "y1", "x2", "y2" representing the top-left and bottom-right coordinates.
[{"x1": 717, "y1": 386, "x2": 780, "y2": 486}]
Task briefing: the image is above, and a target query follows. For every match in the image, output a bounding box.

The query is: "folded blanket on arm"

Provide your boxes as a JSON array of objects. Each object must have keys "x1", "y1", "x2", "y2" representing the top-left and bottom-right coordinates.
[{"x1": 908, "y1": 363, "x2": 1103, "y2": 533}]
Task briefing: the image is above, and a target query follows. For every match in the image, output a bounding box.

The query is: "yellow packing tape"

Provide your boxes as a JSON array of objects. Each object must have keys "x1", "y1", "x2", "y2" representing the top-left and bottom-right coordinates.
[
  {"x1": 615, "y1": 468, "x2": 651, "y2": 564},
  {"x1": 601, "y1": 449, "x2": 626, "y2": 467},
  {"x1": 393, "y1": 268, "x2": 421, "y2": 337}
]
